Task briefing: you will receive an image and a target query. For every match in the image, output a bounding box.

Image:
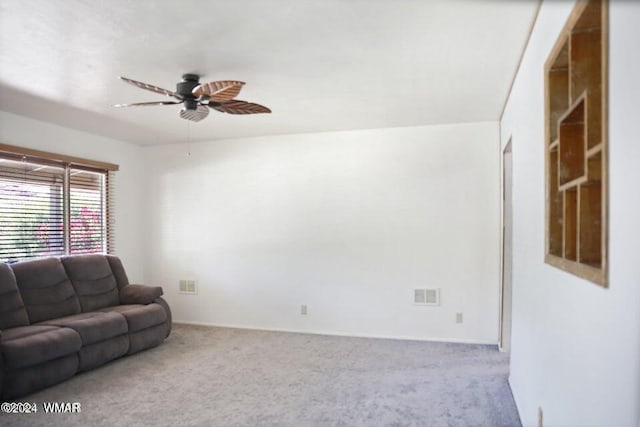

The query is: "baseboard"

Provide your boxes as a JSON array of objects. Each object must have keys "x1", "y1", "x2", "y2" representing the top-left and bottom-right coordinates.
[{"x1": 172, "y1": 319, "x2": 498, "y2": 346}]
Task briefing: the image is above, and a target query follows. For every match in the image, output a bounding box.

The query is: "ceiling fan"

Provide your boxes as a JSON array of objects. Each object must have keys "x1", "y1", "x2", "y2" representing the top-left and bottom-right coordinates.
[{"x1": 115, "y1": 74, "x2": 271, "y2": 122}]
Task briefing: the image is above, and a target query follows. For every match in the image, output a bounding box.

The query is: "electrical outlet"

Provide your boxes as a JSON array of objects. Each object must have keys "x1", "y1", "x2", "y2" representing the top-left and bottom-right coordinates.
[
  {"x1": 538, "y1": 407, "x2": 543, "y2": 427},
  {"x1": 301, "y1": 305, "x2": 307, "y2": 315},
  {"x1": 456, "y1": 312, "x2": 463, "y2": 323}
]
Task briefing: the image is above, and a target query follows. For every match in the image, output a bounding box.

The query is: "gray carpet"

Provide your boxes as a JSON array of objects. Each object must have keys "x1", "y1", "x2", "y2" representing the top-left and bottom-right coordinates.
[{"x1": 1, "y1": 324, "x2": 521, "y2": 426}]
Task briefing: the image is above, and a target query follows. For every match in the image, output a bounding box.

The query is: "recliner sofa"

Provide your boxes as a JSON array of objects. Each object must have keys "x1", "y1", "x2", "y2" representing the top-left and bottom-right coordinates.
[{"x1": 0, "y1": 254, "x2": 171, "y2": 399}]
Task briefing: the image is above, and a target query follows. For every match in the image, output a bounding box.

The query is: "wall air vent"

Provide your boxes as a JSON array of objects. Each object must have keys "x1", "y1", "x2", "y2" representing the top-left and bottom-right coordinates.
[
  {"x1": 414, "y1": 288, "x2": 440, "y2": 306},
  {"x1": 179, "y1": 279, "x2": 197, "y2": 294}
]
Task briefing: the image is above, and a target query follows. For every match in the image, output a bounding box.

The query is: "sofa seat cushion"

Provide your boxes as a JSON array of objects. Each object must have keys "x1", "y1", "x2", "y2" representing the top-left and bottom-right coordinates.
[
  {"x1": 39, "y1": 311, "x2": 128, "y2": 346},
  {"x1": 1, "y1": 325, "x2": 82, "y2": 370},
  {"x1": 99, "y1": 303, "x2": 166, "y2": 333}
]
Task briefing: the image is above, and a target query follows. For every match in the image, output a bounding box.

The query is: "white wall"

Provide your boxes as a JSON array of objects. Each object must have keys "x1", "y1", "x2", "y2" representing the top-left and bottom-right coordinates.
[
  {"x1": 500, "y1": 1, "x2": 640, "y2": 426},
  {"x1": 144, "y1": 122, "x2": 501, "y2": 343},
  {"x1": 0, "y1": 111, "x2": 146, "y2": 282}
]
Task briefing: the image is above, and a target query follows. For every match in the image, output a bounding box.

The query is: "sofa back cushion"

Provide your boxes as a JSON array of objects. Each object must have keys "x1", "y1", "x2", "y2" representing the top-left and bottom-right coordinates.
[
  {"x1": 61, "y1": 255, "x2": 119, "y2": 312},
  {"x1": 106, "y1": 255, "x2": 130, "y2": 290},
  {"x1": 0, "y1": 263, "x2": 30, "y2": 329},
  {"x1": 12, "y1": 257, "x2": 81, "y2": 323}
]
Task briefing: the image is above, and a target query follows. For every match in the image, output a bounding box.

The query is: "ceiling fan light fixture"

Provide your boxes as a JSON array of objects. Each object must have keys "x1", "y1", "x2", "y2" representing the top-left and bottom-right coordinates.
[{"x1": 179, "y1": 105, "x2": 209, "y2": 122}]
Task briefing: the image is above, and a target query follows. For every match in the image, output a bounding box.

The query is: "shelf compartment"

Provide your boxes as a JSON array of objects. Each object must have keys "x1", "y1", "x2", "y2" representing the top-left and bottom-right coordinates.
[
  {"x1": 564, "y1": 189, "x2": 578, "y2": 261},
  {"x1": 587, "y1": 155, "x2": 602, "y2": 182},
  {"x1": 570, "y1": 27, "x2": 602, "y2": 103},
  {"x1": 548, "y1": 38, "x2": 570, "y2": 142},
  {"x1": 579, "y1": 182, "x2": 602, "y2": 268},
  {"x1": 573, "y1": 0, "x2": 602, "y2": 33},
  {"x1": 549, "y1": 148, "x2": 563, "y2": 257},
  {"x1": 570, "y1": 17, "x2": 602, "y2": 149},
  {"x1": 558, "y1": 96, "x2": 586, "y2": 185}
]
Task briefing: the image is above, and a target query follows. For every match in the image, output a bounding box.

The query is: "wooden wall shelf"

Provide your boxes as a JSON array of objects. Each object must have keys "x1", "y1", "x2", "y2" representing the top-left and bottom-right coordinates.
[{"x1": 544, "y1": 0, "x2": 608, "y2": 286}]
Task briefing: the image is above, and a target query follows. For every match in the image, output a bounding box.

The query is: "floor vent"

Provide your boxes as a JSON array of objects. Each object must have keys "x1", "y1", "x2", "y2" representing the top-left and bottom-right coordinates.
[
  {"x1": 414, "y1": 288, "x2": 440, "y2": 306},
  {"x1": 179, "y1": 279, "x2": 197, "y2": 294}
]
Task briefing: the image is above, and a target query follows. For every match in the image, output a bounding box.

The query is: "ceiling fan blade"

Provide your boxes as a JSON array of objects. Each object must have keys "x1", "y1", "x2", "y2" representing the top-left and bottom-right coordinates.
[
  {"x1": 119, "y1": 76, "x2": 182, "y2": 99},
  {"x1": 210, "y1": 100, "x2": 271, "y2": 114},
  {"x1": 179, "y1": 105, "x2": 210, "y2": 122},
  {"x1": 193, "y1": 80, "x2": 245, "y2": 102},
  {"x1": 114, "y1": 101, "x2": 182, "y2": 107}
]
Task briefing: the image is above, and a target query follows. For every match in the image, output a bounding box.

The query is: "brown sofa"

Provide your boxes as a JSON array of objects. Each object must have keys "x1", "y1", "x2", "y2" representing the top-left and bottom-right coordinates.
[{"x1": 0, "y1": 254, "x2": 171, "y2": 399}]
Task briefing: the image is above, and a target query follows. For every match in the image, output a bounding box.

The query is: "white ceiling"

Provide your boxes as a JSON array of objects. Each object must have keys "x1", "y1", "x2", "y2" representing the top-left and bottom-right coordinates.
[{"x1": 0, "y1": 0, "x2": 539, "y2": 146}]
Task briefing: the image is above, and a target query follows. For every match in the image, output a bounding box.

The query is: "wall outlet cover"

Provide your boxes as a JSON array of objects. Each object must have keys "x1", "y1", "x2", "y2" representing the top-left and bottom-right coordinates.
[{"x1": 538, "y1": 407, "x2": 543, "y2": 427}]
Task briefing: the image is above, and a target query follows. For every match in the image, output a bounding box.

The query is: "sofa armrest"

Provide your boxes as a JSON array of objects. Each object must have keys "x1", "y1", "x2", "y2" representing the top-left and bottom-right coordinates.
[
  {"x1": 119, "y1": 284, "x2": 163, "y2": 305},
  {"x1": 154, "y1": 297, "x2": 172, "y2": 338}
]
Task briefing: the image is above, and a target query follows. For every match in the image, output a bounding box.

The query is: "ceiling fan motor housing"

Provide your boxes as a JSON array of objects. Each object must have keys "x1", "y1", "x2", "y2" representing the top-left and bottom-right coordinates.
[{"x1": 177, "y1": 74, "x2": 200, "y2": 110}]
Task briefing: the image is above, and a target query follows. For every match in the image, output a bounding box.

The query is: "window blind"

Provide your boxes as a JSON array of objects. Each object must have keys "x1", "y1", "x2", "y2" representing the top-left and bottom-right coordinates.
[
  {"x1": 69, "y1": 168, "x2": 105, "y2": 254},
  {"x1": 106, "y1": 170, "x2": 116, "y2": 254},
  {"x1": 0, "y1": 146, "x2": 118, "y2": 263},
  {"x1": 0, "y1": 159, "x2": 65, "y2": 261}
]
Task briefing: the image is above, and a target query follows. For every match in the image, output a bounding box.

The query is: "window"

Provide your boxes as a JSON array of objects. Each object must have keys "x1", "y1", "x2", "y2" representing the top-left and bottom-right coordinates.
[{"x1": 0, "y1": 144, "x2": 117, "y2": 263}]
